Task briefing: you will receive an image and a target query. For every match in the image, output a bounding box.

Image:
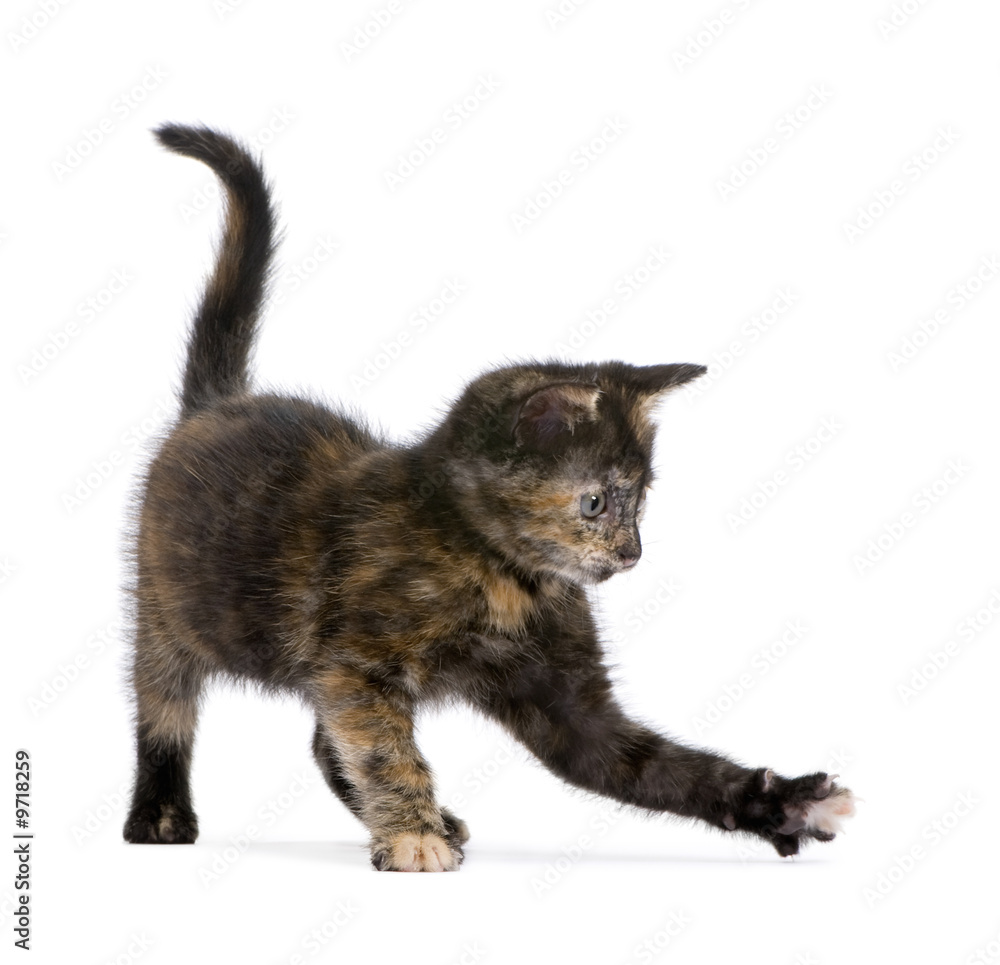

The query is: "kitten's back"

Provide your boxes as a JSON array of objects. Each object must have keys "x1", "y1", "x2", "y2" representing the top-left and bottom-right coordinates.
[{"x1": 137, "y1": 393, "x2": 381, "y2": 687}]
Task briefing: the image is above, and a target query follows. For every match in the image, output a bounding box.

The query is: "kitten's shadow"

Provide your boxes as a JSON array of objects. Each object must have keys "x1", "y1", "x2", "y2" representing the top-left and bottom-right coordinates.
[
  {"x1": 244, "y1": 841, "x2": 826, "y2": 867},
  {"x1": 246, "y1": 840, "x2": 370, "y2": 867}
]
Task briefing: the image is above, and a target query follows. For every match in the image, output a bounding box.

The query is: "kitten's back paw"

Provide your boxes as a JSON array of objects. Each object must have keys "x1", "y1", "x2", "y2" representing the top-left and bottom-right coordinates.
[
  {"x1": 124, "y1": 802, "x2": 199, "y2": 844},
  {"x1": 442, "y1": 808, "x2": 470, "y2": 847},
  {"x1": 371, "y1": 832, "x2": 463, "y2": 872}
]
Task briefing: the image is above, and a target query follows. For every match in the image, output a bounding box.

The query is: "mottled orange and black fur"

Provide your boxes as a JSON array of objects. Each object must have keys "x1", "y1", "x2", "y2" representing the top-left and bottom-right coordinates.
[{"x1": 123, "y1": 125, "x2": 855, "y2": 870}]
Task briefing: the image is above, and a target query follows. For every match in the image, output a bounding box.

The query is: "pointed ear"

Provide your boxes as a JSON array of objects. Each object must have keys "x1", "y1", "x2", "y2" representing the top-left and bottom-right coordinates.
[
  {"x1": 513, "y1": 382, "x2": 601, "y2": 450},
  {"x1": 630, "y1": 363, "x2": 707, "y2": 397}
]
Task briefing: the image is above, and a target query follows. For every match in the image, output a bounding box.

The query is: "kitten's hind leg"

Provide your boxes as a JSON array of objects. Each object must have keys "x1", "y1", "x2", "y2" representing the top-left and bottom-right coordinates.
[
  {"x1": 124, "y1": 624, "x2": 204, "y2": 845},
  {"x1": 440, "y1": 807, "x2": 471, "y2": 848},
  {"x1": 312, "y1": 720, "x2": 364, "y2": 819}
]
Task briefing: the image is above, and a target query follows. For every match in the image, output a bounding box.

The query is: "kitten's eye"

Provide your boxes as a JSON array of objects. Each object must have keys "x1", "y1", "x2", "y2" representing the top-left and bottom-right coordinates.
[{"x1": 581, "y1": 492, "x2": 607, "y2": 518}]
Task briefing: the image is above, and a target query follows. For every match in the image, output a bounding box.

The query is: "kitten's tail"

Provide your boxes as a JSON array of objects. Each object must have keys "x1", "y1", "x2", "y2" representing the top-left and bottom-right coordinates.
[{"x1": 155, "y1": 124, "x2": 277, "y2": 417}]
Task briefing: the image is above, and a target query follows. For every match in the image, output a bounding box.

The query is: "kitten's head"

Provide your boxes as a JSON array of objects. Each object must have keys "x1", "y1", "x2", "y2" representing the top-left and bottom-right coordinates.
[{"x1": 433, "y1": 360, "x2": 706, "y2": 585}]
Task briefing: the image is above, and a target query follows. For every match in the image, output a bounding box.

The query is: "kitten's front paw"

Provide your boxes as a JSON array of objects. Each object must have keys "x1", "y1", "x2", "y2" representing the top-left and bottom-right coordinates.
[
  {"x1": 123, "y1": 802, "x2": 199, "y2": 844},
  {"x1": 371, "y1": 832, "x2": 463, "y2": 872},
  {"x1": 729, "y1": 769, "x2": 856, "y2": 857}
]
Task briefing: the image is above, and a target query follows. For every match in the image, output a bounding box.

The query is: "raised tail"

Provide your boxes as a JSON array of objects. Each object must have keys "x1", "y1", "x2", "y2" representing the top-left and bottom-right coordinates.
[{"x1": 155, "y1": 124, "x2": 277, "y2": 416}]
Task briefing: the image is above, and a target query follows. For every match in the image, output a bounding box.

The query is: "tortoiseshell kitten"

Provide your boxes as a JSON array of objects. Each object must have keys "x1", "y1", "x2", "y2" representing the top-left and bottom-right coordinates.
[{"x1": 123, "y1": 125, "x2": 855, "y2": 870}]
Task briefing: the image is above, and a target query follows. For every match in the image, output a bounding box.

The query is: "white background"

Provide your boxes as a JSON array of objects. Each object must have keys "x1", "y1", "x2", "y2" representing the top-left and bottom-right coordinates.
[{"x1": 4, "y1": 1, "x2": 1000, "y2": 963}]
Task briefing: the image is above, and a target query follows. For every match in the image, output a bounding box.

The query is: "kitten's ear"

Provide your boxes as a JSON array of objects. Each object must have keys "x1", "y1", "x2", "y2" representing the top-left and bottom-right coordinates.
[
  {"x1": 514, "y1": 382, "x2": 601, "y2": 450},
  {"x1": 631, "y1": 363, "x2": 707, "y2": 397}
]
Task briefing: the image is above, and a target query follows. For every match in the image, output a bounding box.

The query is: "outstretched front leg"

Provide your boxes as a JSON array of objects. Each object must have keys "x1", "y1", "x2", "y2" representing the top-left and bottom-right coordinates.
[{"x1": 462, "y1": 626, "x2": 855, "y2": 857}]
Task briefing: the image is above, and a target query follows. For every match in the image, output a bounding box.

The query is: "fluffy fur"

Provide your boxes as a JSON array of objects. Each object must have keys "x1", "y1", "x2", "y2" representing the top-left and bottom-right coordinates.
[{"x1": 123, "y1": 124, "x2": 855, "y2": 869}]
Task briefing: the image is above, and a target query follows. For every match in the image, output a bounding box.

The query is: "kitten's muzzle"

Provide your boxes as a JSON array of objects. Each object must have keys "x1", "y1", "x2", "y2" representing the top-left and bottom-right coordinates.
[{"x1": 616, "y1": 534, "x2": 641, "y2": 569}]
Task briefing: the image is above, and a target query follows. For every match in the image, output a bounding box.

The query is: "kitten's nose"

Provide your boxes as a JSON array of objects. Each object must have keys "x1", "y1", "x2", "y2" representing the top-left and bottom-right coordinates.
[{"x1": 617, "y1": 538, "x2": 641, "y2": 568}]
